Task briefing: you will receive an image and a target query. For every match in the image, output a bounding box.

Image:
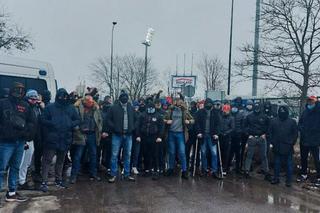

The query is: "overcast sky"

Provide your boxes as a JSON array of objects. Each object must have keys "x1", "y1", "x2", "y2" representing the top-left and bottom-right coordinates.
[{"x1": 2, "y1": 0, "x2": 258, "y2": 97}]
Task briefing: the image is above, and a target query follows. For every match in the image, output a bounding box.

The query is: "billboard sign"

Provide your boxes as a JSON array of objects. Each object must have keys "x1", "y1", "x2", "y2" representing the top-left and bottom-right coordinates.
[{"x1": 171, "y1": 75, "x2": 196, "y2": 88}]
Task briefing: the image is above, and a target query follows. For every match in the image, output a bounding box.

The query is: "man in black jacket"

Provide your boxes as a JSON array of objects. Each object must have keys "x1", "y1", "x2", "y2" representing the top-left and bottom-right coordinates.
[
  {"x1": 0, "y1": 82, "x2": 36, "y2": 202},
  {"x1": 107, "y1": 91, "x2": 137, "y2": 183},
  {"x1": 270, "y1": 106, "x2": 298, "y2": 187},
  {"x1": 136, "y1": 102, "x2": 164, "y2": 180},
  {"x1": 297, "y1": 96, "x2": 320, "y2": 186},
  {"x1": 244, "y1": 103, "x2": 271, "y2": 180},
  {"x1": 100, "y1": 96, "x2": 112, "y2": 174},
  {"x1": 40, "y1": 88, "x2": 80, "y2": 192},
  {"x1": 228, "y1": 104, "x2": 245, "y2": 173},
  {"x1": 195, "y1": 98, "x2": 221, "y2": 178}
]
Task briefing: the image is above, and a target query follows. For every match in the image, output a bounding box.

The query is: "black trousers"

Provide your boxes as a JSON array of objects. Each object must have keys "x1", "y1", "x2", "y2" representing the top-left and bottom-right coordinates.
[
  {"x1": 33, "y1": 138, "x2": 43, "y2": 177},
  {"x1": 228, "y1": 134, "x2": 242, "y2": 171},
  {"x1": 240, "y1": 134, "x2": 249, "y2": 170},
  {"x1": 185, "y1": 132, "x2": 200, "y2": 171},
  {"x1": 142, "y1": 135, "x2": 161, "y2": 172},
  {"x1": 300, "y1": 144, "x2": 320, "y2": 178},
  {"x1": 220, "y1": 135, "x2": 231, "y2": 170}
]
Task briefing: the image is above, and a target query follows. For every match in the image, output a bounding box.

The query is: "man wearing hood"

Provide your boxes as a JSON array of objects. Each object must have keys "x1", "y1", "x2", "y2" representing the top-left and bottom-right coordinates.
[
  {"x1": 136, "y1": 102, "x2": 164, "y2": 180},
  {"x1": 40, "y1": 88, "x2": 80, "y2": 192},
  {"x1": 70, "y1": 95, "x2": 103, "y2": 184},
  {"x1": 0, "y1": 82, "x2": 36, "y2": 202},
  {"x1": 107, "y1": 91, "x2": 137, "y2": 183},
  {"x1": 244, "y1": 103, "x2": 271, "y2": 181},
  {"x1": 195, "y1": 98, "x2": 221, "y2": 178},
  {"x1": 269, "y1": 106, "x2": 298, "y2": 187},
  {"x1": 164, "y1": 97, "x2": 194, "y2": 179},
  {"x1": 297, "y1": 96, "x2": 320, "y2": 186}
]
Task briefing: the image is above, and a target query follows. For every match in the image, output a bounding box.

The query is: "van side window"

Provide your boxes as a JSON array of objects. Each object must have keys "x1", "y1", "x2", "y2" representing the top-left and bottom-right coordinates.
[{"x1": 0, "y1": 75, "x2": 48, "y2": 94}]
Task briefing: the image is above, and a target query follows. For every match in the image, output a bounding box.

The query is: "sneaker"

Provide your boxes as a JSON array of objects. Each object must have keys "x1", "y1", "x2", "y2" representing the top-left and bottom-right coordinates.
[
  {"x1": 296, "y1": 174, "x2": 308, "y2": 183},
  {"x1": 124, "y1": 175, "x2": 136, "y2": 182},
  {"x1": 271, "y1": 179, "x2": 280, "y2": 185},
  {"x1": 89, "y1": 176, "x2": 102, "y2": 182},
  {"x1": 55, "y1": 181, "x2": 68, "y2": 189},
  {"x1": 108, "y1": 176, "x2": 116, "y2": 183},
  {"x1": 181, "y1": 171, "x2": 189, "y2": 180},
  {"x1": 165, "y1": 169, "x2": 174, "y2": 177},
  {"x1": 69, "y1": 176, "x2": 77, "y2": 184},
  {"x1": 212, "y1": 172, "x2": 223, "y2": 180},
  {"x1": 143, "y1": 170, "x2": 151, "y2": 177},
  {"x1": 285, "y1": 181, "x2": 292, "y2": 187},
  {"x1": 152, "y1": 172, "x2": 160, "y2": 181},
  {"x1": 244, "y1": 171, "x2": 251, "y2": 179},
  {"x1": 132, "y1": 167, "x2": 139, "y2": 175},
  {"x1": 315, "y1": 178, "x2": 320, "y2": 187},
  {"x1": 264, "y1": 174, "x2": 272, "y2": 182},
  {"x1": 5, "y1": 192, "x2": 28, "y2": 202},
  {"x1": 39, "y1": 182, "x2": 48, "y2": 192},
  {"x1": 18, "y1": 182, "x2": 34, "y2": 191}
]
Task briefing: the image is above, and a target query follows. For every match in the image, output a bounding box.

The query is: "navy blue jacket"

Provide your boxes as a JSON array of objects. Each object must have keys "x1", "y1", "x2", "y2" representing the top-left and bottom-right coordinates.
[
  {"x1": 299, "y1": 103, "x2": 320, "y2": 147},
  {"x1": 41, "y1": 102, "x2": 80, "y2": 151}
]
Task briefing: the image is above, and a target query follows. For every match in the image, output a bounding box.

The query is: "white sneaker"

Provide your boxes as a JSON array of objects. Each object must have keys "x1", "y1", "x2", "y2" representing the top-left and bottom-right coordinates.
[{"x1": 132, "y1": 167, "x2": 139, "y2": 175}]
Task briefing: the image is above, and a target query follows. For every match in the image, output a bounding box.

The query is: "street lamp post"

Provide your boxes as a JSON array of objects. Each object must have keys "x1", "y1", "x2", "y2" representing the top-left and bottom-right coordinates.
[
  {"x1": 142, "y1": 28, "x2": 154, "y2": 96},
  {"x1": 110, "y1": 21, "x2": 117, "y2": 99},
  {"x1": 227, "y1": 0, "x2": 235, "y2": 96}
]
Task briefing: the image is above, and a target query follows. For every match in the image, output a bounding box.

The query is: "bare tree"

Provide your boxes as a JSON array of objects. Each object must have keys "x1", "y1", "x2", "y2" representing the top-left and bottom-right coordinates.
[
  {"x1": 197, "y1": 54, "x2": 225, "y2": 91},
  {"x1": 238, "y1": 0, "x2": 320, "y2": 112},
  {"x1": 90, "y1": 54, "x2": 156, "y2": 100},
  {"x1": 0, "y1": 8, "x2": 33, "y2": 52}
]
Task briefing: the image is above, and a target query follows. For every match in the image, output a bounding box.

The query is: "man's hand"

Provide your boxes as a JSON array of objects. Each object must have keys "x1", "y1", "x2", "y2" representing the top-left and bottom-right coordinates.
[
  {"x1": 101, "y1": 132, "x2": 109, "y2": 138},
  {"x1": 213, "y1": 135, "x2": 219, "y2": 140},
  {"x1": 136, "y1": 137, "x2": 141, "y2": 142},
  {"x1": 197, "y1": 133, "x2": 203, "y2": 139},
  {"x1": 185, "y1": 120, "x2": 190, "y2": 125},
  {"x1": 166, "y1": 120, "x2": 173, "y2": 125},
  {"x1": 156, "y1": 138, "x2": 162, "y2": 143},
  {"x1": 261, "y1": 134, "x2": 266, "y2": 140}
]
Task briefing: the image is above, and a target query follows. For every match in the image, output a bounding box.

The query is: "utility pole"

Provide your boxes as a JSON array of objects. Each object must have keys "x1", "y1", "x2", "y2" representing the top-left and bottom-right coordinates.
[
  {"x1": 252, "y1": 0, "x2": 261, "y2": 96},
  {"x1": 110, "y1": 22, "x2": 117, "y2": 99},
  {"x1": 227, "y1": 0, "x2": 235, "y2": 96},
  {"x1": 142, "y1": 28, "x2": 154, "y2": 96}
]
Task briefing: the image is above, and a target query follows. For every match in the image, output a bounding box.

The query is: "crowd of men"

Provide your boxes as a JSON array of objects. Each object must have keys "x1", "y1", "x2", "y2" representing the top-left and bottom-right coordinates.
[{"x1": 0, "y1": 82, "x2": 320, "y2": 203}]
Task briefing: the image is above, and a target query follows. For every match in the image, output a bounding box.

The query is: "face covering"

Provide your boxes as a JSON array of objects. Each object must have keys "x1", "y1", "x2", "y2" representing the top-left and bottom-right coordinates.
[
  {"x1": 231, "y1": 107, "x2": 238, "y2": 114},
  {"x1": 56, "y1": 95, "x2": 68, "y2": 106},
  {"x1": 83, "y1": 96, "x2": 94, "y2": 108},
  {"x1": 214, "y1": 104, "x2": 221, "y2": 110},
  {"x1": 147, "y1": 107, "x2": 155, "y2": 114},
  {"x1": 246, "y1": 105, "x2": 253, "y2": 111},
  {"x1": 139, "y1": 105, "x2": 146, "y2": 112},
  {"x1": 120, "y1": 96, "x2": 128, "y2": 104},
  {"x1": 307, "y1": 104, "x2": 315, "y2": 110},
  {"x1": 278, "y1": 107, "x2": 289, "y2": 121},
  {"x1": 205, "y1": 104, "x2": 213, "y2": 110},
  {"x1": 28, "y1": 99, "x2": 38, "y2": 106},
  {"x1": 253, "y1": 105, "x2": 261, "y2": 113},
  {"x1": 11, "y1": 87, "x2": 25, "y2": 100}
]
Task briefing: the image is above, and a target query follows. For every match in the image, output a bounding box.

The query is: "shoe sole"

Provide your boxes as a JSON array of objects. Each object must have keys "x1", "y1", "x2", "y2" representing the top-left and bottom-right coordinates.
[{"x1": 5, "y1": 198, "x2": 28, "y2": 202}]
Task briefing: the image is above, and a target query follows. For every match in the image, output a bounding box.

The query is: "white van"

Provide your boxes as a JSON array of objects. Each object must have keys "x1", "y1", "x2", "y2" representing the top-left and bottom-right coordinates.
[{"x1": 0, "y1": 55, "x2": 57, "y2": 100}]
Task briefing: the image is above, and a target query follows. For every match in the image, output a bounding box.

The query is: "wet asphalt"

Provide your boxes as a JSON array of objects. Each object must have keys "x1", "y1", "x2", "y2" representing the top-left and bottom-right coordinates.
[{"x1": 2, "y1": 173, "x2": 320, "y2": 213}]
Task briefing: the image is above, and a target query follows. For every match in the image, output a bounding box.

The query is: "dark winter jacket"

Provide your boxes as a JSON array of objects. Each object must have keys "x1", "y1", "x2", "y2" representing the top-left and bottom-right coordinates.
[
  {"x1": 269, "y1": 117, "x2": 298, "y2": 155},
  {"x1": 299, "y1": 103, "x2": 320, "y2": 147},
  {"x1": 136, "y1": 112, "x2": 164, "y2": 138},
  {"x1": 231, "y1": 111, "x2": 245, "y2": 135},
  {"x1": 101, "y1": 103, "x2": 112, "y2": 133},
  {"x1": 41, "y1": 95, "x2": 80, "y2": 151},
  {"x1": 106, "y1": 102, "x2": 137, "y2": 135},
  {"x1": 0, "y1": 96, "x2": 36, "y2": 142},
  {"x1": 245, "y1": 112, "x2": 269, "y2": 137},
  {"x1": 220, "y1": 114, "x2": 235, "y2": 136},
  {"x1": 195, "y1": 108, "x2": 221, "y2": 136}
]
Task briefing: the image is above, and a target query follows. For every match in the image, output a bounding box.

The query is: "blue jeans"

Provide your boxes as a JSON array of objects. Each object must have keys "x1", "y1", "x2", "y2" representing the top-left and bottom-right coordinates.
[
  {"x1": 85, "y1": 133, "x2": 98, "y2": 176},
  {"x1": 168, "y1": 132, "x2": 187, "y2": 172},
  {"x1": 110, "y1": 134, "x2": 132, "y2": 177},
  {"x1": 71, "y1": 144, "x2": 85, "y2": 178},
  {"x1": 274, "y1": 154, "x2": 293, "y2": 183},
  {"x1": 200, "y1": 134, "x2": 218, "y2": 172},
  {"x1": 0, "y1": 141, "x2": 25, "y2": 192}
]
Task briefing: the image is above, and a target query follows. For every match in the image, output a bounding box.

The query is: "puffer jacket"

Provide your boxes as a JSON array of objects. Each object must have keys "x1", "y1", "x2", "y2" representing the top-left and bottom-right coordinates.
[
  {"x1": 136, "y1": 111, "x2": 164, "y2": 138},
  {"x1": 220, "y1": 114, "x2": 235, "y2": 136}
]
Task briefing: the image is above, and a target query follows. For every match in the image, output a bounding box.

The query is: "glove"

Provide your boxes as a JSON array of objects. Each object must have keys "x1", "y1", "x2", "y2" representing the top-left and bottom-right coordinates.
[
  {"x1": 156, "y1": 138, "x2": 162, "y2": 143},
  {"x1": 197, "y1": 133, "x2": 203, "y2": 138},
  {"x1": 136, "y1": 137, "x2": 141, "y2": 142}
]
